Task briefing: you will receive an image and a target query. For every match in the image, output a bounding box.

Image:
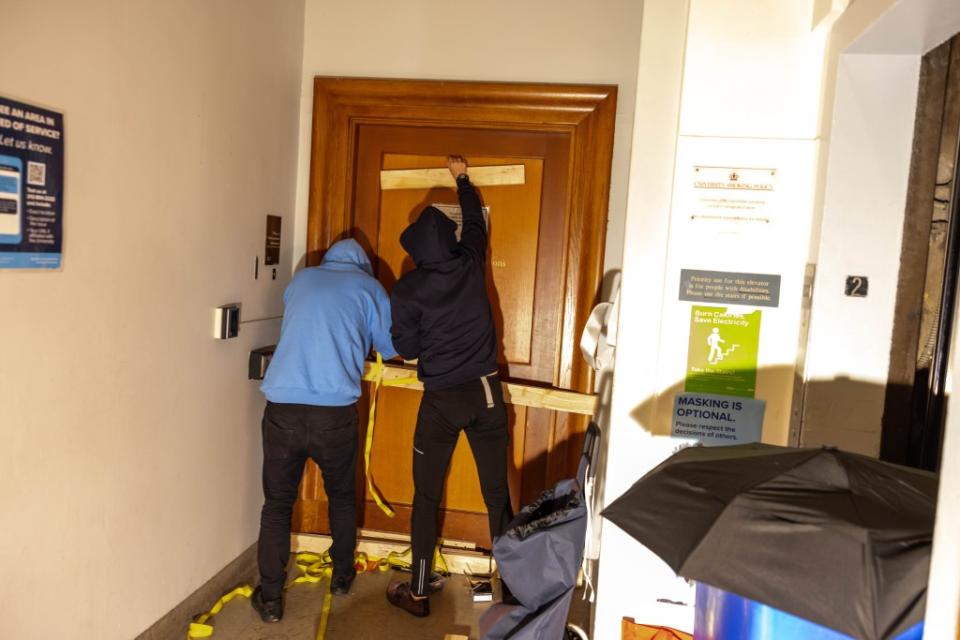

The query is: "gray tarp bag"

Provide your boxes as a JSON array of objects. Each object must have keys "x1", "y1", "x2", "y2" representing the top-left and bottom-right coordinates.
[{"x1": 479, "y1": 424, "x2": 599, "y2": 640}]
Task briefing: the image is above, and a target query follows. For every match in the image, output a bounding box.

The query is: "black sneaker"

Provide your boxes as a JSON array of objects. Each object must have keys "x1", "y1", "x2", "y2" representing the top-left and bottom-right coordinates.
[
  {"x1": 386, "y1": 581, "x2": 430, "y2": 617},
  {"x1": 330, "y1": 568, "x2": 357, "y2": 595},
  {"x1": 251, "y1": 586, "x2": 283, "y2": 623}
]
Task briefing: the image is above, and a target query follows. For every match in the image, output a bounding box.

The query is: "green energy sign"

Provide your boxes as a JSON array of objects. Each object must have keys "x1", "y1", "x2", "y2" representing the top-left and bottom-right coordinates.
[{"x1": 685, "y1": 306, "x2": 761, "y2": 398}]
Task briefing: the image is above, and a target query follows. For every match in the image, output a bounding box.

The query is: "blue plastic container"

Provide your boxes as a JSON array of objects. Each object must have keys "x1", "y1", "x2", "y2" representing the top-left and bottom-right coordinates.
[{"x1": 694, "y1": 583, "x2": 924, "y2": 640}]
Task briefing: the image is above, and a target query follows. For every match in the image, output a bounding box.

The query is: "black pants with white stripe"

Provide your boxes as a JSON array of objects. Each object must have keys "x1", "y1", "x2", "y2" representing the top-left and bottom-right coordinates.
[{"x1": 410, "y1": 374, "x2": 513, "y2": 596}]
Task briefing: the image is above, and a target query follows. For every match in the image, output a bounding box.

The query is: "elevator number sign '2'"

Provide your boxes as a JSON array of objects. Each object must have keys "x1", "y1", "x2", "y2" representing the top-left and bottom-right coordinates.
[{"x1": 845, "y1": 275, "x2": 868, "y2": 298}]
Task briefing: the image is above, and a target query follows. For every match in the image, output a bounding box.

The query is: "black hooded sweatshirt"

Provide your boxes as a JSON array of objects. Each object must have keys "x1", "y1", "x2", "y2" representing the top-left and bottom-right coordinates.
[{"x1": 390, "y1": 176, "x2": 499, "y2": 390}]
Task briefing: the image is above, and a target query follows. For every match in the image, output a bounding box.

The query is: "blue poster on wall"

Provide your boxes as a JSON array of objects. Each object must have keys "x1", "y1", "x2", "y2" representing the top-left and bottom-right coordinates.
[{"x1": 0, "y1": 96, "x2": 64, "y2": 269}]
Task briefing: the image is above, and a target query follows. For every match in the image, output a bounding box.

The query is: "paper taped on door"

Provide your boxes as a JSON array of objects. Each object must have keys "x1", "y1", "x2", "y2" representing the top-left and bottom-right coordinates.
[{"x1": 431, "y1": 203, "x2": 490, "y2": 241}]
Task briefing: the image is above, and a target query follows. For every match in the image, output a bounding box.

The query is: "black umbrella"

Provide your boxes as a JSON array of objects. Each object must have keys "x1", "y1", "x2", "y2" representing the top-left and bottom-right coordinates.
[{"x1": 601, "y1": 443, "x2": 937, "y2": 640}]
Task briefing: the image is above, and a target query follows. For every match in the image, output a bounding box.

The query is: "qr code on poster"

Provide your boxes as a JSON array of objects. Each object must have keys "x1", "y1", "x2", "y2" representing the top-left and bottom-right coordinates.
[{"x1": 27, "y1": 161, "x2": 46, "y2": 187}]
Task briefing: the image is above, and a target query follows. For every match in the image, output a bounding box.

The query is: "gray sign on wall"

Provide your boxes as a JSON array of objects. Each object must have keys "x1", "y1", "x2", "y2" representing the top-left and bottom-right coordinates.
[
  {"x1": 671, "y1": 392, "x2": 765, "y2": 446},
  {"x1": 679, "y1": 269, "x2": 781, "y2": 308}
]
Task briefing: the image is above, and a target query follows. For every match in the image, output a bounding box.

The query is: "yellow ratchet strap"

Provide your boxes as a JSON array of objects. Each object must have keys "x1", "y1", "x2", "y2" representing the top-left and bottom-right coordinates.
[
  {"x1": 290, "y1": 552, "x2": 334, "y2": 640},
  {"x1": 361, "y1": 352, "x2": 419, "y2": 517},
  {"x1": 381, "y1": 546, "x2": 449, "y2": 575},
  {"x1": 187, "y1": 355, "x2": 422, "y2": 639},
  {"x1": 187, "y1": 548, "x2": 448, "y2": 639},
  {"x1": 187, "y1": 585, "x2": 253, "y2": 638}
]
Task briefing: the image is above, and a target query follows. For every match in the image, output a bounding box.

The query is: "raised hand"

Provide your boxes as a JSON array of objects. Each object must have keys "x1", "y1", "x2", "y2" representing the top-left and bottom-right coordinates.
[{"x1": 447, "y1": 155, "x2": 467, "y2": 179}]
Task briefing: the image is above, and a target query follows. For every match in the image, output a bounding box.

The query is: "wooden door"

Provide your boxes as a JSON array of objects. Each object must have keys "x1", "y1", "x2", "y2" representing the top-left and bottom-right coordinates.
[{"x1": 294, "y1": 78, "x2": 616, "y2": 547}]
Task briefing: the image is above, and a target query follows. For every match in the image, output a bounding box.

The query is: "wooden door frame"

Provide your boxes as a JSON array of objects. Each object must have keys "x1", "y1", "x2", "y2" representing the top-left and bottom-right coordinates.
[{"x1": 305, "y1": 76, "x2": 617, "y2": 393}]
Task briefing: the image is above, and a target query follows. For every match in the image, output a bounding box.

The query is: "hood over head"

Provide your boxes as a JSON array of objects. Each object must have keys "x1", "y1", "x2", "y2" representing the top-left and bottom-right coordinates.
[
  {"x1": 321, "y1": 238, "x2": 373, "y2": 275},
  {"x1": 400, "y1": 206, "x2": 457, "y2": 266}
]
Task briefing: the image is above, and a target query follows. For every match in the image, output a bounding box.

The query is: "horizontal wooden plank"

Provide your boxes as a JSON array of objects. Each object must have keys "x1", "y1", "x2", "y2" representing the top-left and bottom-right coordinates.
[
  {"x1": 503, "y1": 382, "x2": 597, "y2": 416},
  {"x1": 380, "y1": 164, "x2": 525, "y2": 190},
  {"x1": 363, "y1": 361, "x2": 597, "y2": 416},
  {"x1": 291, "y1": 532, "x2": 493, "y2": 576}
]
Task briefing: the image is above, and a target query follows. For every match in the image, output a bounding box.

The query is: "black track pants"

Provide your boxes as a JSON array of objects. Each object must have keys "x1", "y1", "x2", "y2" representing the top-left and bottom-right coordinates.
[{"x1": 409, "y1": 375, "x2": 513, "y2": 596}]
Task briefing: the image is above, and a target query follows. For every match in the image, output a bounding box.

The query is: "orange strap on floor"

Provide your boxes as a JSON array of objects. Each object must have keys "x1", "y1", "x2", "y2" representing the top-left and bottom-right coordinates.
[
  {"x1": 361, "y1": 352, "x2": 419, "y2": 517},
  {"x1": 621, "y1": 618, "x2": 693, "y2": 640}
]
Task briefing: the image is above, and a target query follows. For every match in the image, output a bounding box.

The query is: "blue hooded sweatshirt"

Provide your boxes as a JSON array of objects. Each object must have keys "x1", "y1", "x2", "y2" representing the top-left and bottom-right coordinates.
[{"x1": 261, "y1": 239, "x2": 397, "y2": 406}]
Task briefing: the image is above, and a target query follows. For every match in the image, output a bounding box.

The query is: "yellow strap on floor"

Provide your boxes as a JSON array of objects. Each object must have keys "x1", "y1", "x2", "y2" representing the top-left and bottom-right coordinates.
[
  {"x1": 362, "y1": 352, "x2": 419, "y2": 517},
  {"x1": 187, "y1": 553, "x2": 334, "y2": 640},
  {"x1": 188, "y1": 355, "x2": 424, "y2": 639},
  {"x1": 382, "y1": 546, "x2": 449, "y2": 575},
  {"x1": 187, "y1": 585, "x2": 253, "y2": 638},
  {"x1": 187, "y1": 548, "x2": 449, "y2": 640},
  {"x1": 289, "y1": 552, "x2": 334, "y2": 640},
  {"x1": 292, "y1": 551, "x2": 332, "y2": 584},
  {"x1": 316, "y1": 583, "x2": 333, "y2": 640}
]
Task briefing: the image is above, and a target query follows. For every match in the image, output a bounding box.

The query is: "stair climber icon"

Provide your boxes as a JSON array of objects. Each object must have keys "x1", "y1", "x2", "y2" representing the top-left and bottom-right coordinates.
[
  {"x1": 720, "y1": 343, "x2": 740, "y2": 360},
  {"x1": 707, "y1": 328, "x2": 740, "y2": 365}
]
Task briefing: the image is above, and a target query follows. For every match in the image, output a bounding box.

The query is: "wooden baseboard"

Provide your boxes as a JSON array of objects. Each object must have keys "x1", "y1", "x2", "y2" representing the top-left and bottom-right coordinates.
[{"x1": 135, "y1": 543, "x2": 258, "y2": 640}]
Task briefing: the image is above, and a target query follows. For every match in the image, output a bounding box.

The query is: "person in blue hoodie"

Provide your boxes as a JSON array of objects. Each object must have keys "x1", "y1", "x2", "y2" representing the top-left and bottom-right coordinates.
[{"x1": 252, "y1": 238, "x2": 396, "y2": 623}]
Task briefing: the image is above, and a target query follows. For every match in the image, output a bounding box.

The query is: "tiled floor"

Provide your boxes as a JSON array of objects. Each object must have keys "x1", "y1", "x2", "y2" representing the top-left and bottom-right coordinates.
[{"x1": 204, "y1": 565, "x2": 591, "y2": 639}]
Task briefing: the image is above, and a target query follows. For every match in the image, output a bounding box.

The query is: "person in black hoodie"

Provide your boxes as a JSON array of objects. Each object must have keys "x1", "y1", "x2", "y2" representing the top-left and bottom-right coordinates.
[{"x1": 386, "y1": 155, "x2": 513, "y2": 617}]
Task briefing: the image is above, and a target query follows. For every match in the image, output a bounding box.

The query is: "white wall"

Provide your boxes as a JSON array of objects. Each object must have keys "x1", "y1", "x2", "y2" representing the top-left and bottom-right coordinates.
[
  {"x1": 929, "y1": 309, "x2": 960, "y2": 640},
  {"x1": 597, "y1": 1, "x2": 835, "y2": 635},
  {"x1": 799, "y1": 0, "x2": 960, "y2": 460},
  {"x1": 847, "y1": 0, "x2": 960, "y2": 55},
  {"x1": 802, "y1": 53, "x2": 920, "y2": 454},
  {"x1": 809, "y1": 0, "x2": 960, "y2": 636},
  {"x1": 596, "y1": 0, "x2": 960, "y2": 635},
  {"x1": 663, "y1": 1, "x2": 828, "y2": 448},
  {"x1": 291, "y1": 0, "x2": 645, "y2": 286},
  {"x1": 680, "y1": 1, "x2": 828, "y2": 140},
  {"x1": 0, "y1": 1, "x2": 304, "y2": 637},
  {"x1": 593, "y1": 3, "x2": 691, "y2": 638}
]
